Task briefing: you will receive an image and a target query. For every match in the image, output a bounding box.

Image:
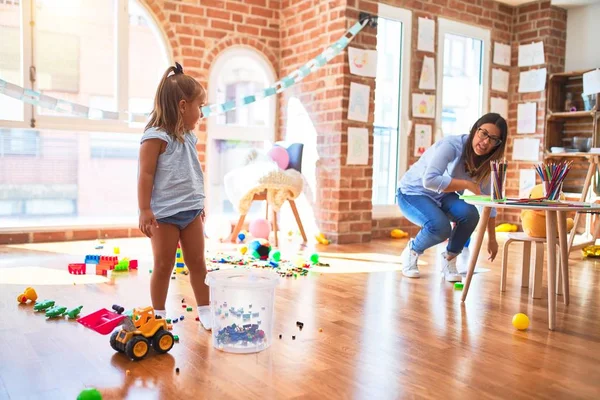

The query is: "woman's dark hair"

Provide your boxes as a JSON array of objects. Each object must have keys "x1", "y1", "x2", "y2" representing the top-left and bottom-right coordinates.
[{"x1": 463, "y1": 112, "x2": 508, "y2": 184}]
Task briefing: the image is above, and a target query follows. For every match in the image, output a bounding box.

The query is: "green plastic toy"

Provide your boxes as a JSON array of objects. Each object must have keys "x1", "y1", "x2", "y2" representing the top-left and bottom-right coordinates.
[
  {"x1": 33, "y1": 300, "x2": 55, "y2": 312},
  {"x1": 454, "y1": 282, "x2": 464, "y2": 290},
  {"x1": 45, "y1": 305, "x2": 67, "y2": 318},
  {"x1": 113, "y1": 258, "x2": 129, "y2": 272},
  {"x1": 77, "y1": 388, "x2": 102, "y2": 400},
  {"x1": 65, "y1": 306, "x2": 83, "y2": 319}
]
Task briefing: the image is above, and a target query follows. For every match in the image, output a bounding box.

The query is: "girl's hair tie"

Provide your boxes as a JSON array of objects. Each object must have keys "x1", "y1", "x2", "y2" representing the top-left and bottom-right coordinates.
[{"x1": 174, "y1": 62, "x2": 184, "y2": 74}]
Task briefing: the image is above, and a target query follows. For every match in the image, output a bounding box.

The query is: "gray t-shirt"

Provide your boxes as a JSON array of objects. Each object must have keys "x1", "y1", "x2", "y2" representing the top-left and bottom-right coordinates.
[{"x1": 140, "y1": 127, "x2": 205, "y2": 219}]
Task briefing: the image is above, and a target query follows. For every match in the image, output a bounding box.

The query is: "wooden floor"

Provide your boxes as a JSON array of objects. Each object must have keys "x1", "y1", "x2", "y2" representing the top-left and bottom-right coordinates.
[{"x1": 1, "y1": 236, "x2": 600, "y2": 399}]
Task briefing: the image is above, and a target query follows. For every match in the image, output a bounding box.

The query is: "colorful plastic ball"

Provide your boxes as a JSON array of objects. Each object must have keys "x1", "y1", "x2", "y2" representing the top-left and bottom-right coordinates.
[
  {"x1": 310, "y1": 253, "x2": 319, "y2": 264},
  {"x1": 267, "y1": 146, "x2": 290, "y2": 169},
  {"x1": 249, "y1": 239, "x2": 271, "y2": 259},
  {"x1": 512, "y1": 313, "x2": 530, "y2": 330},
  {"x1": 237, "y1": 232, "x2": 246, "y2": 242},
  {"x1": 77, "y1": 388, "x2": 102, "y2": 400},
  {"x1": 249, "y1": 218, "x2": 271, "y2": 240},
  {"x1": 240, "y1": 246, "x2": 248, "y2": 255},
  {"x1": 270, "y1": 249, "x2": 281, "y2": 262}
]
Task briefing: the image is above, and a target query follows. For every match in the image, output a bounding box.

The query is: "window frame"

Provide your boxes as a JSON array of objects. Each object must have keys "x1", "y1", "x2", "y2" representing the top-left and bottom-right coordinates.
[
  {"x1": 0, "y1": 0, "x2": 172, "y2": 133},
  {"x1": 205, "y1": 46, "x2": 277, "y2": 216},
  {"x1": 436, "y1": 18, "x2": 491, "y2": 138},
  {"x1": 372, "y1": 3, "x2": 412, "y2": 219}
]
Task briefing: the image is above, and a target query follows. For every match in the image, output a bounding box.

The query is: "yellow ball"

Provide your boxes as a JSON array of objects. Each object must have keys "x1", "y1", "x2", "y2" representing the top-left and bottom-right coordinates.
[
  {"x1": 240, "y1": 246, "x2": 248, "y2": 255},
  {"x1": 512, "y1": 313, "x2": 530, "y2": 330}
]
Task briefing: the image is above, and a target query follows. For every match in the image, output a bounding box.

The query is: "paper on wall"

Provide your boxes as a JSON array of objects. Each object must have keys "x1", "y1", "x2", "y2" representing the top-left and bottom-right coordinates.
[
  {"x1": 417, "y1": 17, "x2": 435, "y2": 52},
  {"x1": 513, "y1": 138, "x2": 540, "y2": 161},
  {"x1": 583, "y1": 69, "x2": 600, "y2": 95},
  {"x1": 518, "y1": 41, "x2": 545, "y2": 67},
  {"x1": 517, "y1": 102, "x2": 537, "y2": 134},
  {"x1": 518, "y1": 68, "x2": 547, "y2": 93},
  {"x1": 347, "y1": 127, "x2": 369, "y2": 165},
  {"x1": 348, "y1": 47, "x2": 378, "y2": 78},
  {"x1": 493, "y1": 42, "x2": 511, "y2": 66},
  {"x1": 491, "y1": 68, "x2": 509, "y2": 92},
  {"x1": 418, "y1": 56, "x2": 436, "y2": 90},
  {"x1": 490, "y1": 97, "x2": 508, "y2": 118},
  {"x1": 519, "y1": 169, "x2": 537, "y2": 198},
  {"x1": 348, "y1": 82, "x2": 370, "y2": 122},
  {"x1": 414, "y1": 124, "x2": 432, "y2": 157},
  {"x1": 412, "y1": 93, "x2": 436, "y2": 119}
]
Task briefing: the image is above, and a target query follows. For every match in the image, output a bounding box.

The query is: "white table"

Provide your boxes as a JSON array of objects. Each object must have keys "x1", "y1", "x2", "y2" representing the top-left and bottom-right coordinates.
[{"x1": 461, "y1": 198, "x2": 600, "y2": 330}]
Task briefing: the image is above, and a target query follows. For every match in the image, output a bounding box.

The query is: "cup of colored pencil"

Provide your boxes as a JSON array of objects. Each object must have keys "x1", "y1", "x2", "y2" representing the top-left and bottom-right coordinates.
[
  {"x1": 490, "y1": 159, "x2": 507, "y2": 202},
  {"x1": 536, "y1": 161, "x2": 572, "y2": 200}
]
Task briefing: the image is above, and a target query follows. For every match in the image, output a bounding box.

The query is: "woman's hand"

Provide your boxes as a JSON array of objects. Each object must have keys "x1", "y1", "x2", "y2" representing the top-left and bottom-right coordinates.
[
  {"x1": 139, "y1": 209, "x2": 158, "y2": 238},
  {"x1": 487, "y1": 238, "x2": 499, "y2": 261}
]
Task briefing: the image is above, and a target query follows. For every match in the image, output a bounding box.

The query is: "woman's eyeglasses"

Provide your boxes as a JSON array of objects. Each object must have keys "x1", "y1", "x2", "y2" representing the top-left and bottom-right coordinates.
[{"x1": 477, "y1": 128, "x2": 502, "y2": 146}]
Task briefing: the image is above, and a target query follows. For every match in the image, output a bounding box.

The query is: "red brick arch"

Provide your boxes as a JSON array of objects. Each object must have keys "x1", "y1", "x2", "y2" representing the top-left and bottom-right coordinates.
[
  {"x1": 202, "y1": 36, "x2": 279, "y2": 79},
  {"x1": 140, "y1": 0, "x2": 181, "y2": 60}
]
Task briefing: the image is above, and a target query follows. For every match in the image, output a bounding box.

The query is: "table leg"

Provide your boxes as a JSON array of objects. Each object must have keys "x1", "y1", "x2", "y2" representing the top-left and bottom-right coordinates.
[
  {"x1": 461, "y1": 207, "x2": 491, "y2": 303},
  {"x1": 545, "y1": 210, "x2": 558, "y2": 331},
  {"x1": 557, "y1": 211, "x2": 570, "y2": 305}
]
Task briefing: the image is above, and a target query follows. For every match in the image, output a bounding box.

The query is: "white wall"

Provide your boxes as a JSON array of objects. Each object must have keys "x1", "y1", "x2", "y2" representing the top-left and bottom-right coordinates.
[{"x1": 565, "y1": 2, "x2": 600, "y2": 71}]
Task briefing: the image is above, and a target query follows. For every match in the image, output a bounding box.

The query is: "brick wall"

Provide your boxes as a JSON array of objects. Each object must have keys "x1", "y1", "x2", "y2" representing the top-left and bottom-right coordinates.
[
  {"x1": 1, "y1": 0, "x2": 571, "y2": 245},
  {"x1": 502, "y1": 0, "x2": 567, "y2": 224}
]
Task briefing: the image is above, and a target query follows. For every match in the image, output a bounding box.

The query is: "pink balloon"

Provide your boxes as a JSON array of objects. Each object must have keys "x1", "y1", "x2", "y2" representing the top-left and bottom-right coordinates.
[
  {"x1": 268, "y1": 146, "x2": 289, "y2": 169},
  {"x1": 249, "y1": 218, "x2": 271, "y2": 240}
]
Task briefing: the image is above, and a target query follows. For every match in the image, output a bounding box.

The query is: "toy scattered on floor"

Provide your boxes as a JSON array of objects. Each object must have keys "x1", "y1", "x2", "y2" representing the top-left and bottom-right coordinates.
[
  {"x1": 34, "y1": 299, "x2": 55, "y2": 312},
  {"x1": 182, "y1": 304, "x2": 187, "y2": 308},
  {"x1": 249, "y1": 218, "x2": 271, "y2": 240},
  {"x1": 315, "y1": 232, "x2": 330, "y2": 245},
  {"x1": 208, "y1": 253, "x2": 312, "y2": 278},
  {"x1": 65, "y1": 305, "x2": 84, "y2": 319},
  {"x1": 292, "y1": 335, "x2": 296, "y2": 340},
  {"x1": 296, "y1": 321, "x2": 304, "y2": 330},
  {"x1": 186, "y1": 307, "x2": 193, "y2": 312},
  {"x1": 495, "y1": 223, "x2": 518, "y2": 233},
  {"x1": 109, "y1": 306, "x2": 175, "y2": 361},
  {"x1": 180, "y1": 315, "x2": 185, "y2": 321},
  {"x1": 310, "y1": 253, "x2": 319, "y2": 264},
  {"x1": 195, "y1": 317, "x2": 200, "y2": 322},
  {"x1": 269, "y1": 249, "x2": 281, "y2": 262},
  {"x1": 512, "y1": 313, "x2": 530, "y2": 331},
  {"x1": 279, "y1": 334, "x2": 282, "y2": 339},
  {"x1": 113, "y1": 259, "x2": 129, "y2": 272},
  {"x1": 77, "y1": 388, "x2": 102, "y2": 400},
  {"x1": 78, "y1": 305, "x2": 128, "y2": 335},
  {"x1": 240, "y1": 245, "x2": 248, "y2": 255},
  {"x1": 249, "y1": 239, "x2": 271, "y2": 260},
  {"x1": 45, "y1": 305, "x2": 67, "y2": 318},
  {"x1": 390, "y1": 229, "x2": 409, "y2": 239},
  {"x1": 237, "y1": 232, "x2": 246, "y2": 243},
  {"x1": 174, "y1": 243, "x2": 189, "y2": 274},
  {"x1": 582, "y1": 245, "x2": 600, "y2": 258},
  {"x1": 114, "y1": 247, "x2": 120, "y2": 255},
  {"x1": 215, "y1": 323, "x2": 265, "y2": 347},
  {"x1": 17, "y1": 287, "x2": 38, "y2": 303},
  {"x1": 454, "y1": 282, "x2": 464, "y2": 290},
  {"x1": 68, "y1": 263, "x2": 87, "y2": 275},
  {"x1": 174, "y1": 335, "x2": 180, "y2": 342}
]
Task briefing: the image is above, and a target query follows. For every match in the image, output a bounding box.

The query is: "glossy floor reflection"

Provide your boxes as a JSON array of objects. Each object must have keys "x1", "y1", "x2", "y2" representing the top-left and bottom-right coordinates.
[{"x1": 1, "y1": 236, "x2": 599, "y2": 399}]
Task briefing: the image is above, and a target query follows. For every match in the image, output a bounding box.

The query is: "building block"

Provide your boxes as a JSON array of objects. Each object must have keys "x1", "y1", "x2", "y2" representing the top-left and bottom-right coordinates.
[
  {"x1": 85, "y1": 255, "x2": 100, "y2": 264},
  {"x1": 68, "y1": 263, "x2": 86, "y2": 275}
]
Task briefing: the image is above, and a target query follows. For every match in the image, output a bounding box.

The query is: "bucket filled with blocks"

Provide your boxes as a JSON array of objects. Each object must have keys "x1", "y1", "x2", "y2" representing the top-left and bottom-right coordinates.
[{"x1": 205, "y1": 268, "x2": 279, "y2": 354}]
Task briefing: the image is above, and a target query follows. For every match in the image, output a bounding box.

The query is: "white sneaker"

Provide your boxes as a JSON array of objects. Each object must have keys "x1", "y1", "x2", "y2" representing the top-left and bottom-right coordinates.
[
  {"x1": 441, "y1": 252, "x2": 462, "y2": 282},
  {"x1": 401, "y1": 240, "x2": 420, "y2": 278}
]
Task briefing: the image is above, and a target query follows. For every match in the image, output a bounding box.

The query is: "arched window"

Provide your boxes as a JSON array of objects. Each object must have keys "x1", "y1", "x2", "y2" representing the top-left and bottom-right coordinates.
[
  {"x1": 206, "y1": 47, "x2": 276, "y2": 216},
  {"x1": 0, "y1": 0, "x2": 169, "y2": 229}
]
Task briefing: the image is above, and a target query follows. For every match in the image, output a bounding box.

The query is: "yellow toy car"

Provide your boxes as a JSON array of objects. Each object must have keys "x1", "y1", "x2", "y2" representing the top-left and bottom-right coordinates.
[{"x1": 110, "y1": 306, "x2": 174, "y2": 361}]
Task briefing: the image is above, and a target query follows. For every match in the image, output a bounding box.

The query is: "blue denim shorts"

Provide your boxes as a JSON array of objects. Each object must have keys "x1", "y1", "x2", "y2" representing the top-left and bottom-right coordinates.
[{"x1": 157, "y1": 209, "x2": 203, "y2": 230}]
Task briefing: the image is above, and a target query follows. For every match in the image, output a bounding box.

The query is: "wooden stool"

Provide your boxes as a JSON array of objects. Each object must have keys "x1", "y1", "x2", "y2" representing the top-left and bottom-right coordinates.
[{"x1": 501, "y1": 232, "x2": 567, "y2": 302}]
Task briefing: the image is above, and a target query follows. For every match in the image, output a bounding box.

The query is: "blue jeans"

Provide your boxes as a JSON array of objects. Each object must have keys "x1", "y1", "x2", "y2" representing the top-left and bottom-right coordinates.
[{"x1": 397, "y1": 190, "x2": 479, "y2": 255}]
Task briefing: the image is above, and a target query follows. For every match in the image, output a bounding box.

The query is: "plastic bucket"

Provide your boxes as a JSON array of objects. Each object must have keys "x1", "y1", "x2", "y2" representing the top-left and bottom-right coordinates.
[{"x1": 205, "y1": 268, "x2": 280, "y2": 354}]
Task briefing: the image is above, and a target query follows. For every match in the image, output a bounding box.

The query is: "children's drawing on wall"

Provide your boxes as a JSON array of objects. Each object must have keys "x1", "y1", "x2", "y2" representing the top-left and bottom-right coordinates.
[
  {"x1": 348, "y1": 82, "x2": 370, "y2": 122},
  {"x1": 348, "y1": 47, "x2": 377, "y2": 78},
  {"x1": 417, "y1": 17, "x2": 435, "y2": 52},
  {"x1": 412, "y1": 93, "x2": 435, "y2": 119},
  {"x1": 519, "y1": 169, "x2": 537, "y2": 198},
  {"x1": 518, "y1": 41, "x2": 545, "y2": 67},
  {"x1": 517, "y1": 102, "x2": 537, "y2": 134},
  {"x1": 493, "y1": 42, "x2": 511, "y2": 66},
  {"x1": 414, "y1": 124, "x2": 432, "y2": 157},
  {"x1": 347, "y1": 127, "x2": 369, "y2": 165},
  {"x1": 418, "y1": 56, "x2": 436, "y2": 90}
]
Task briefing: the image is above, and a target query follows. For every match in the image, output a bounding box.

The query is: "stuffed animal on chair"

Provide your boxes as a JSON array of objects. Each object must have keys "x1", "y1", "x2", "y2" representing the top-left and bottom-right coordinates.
[{"x1": 520, "y1": 184, "x2": 574, "y2": 238}]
